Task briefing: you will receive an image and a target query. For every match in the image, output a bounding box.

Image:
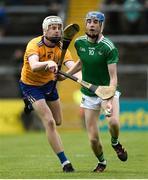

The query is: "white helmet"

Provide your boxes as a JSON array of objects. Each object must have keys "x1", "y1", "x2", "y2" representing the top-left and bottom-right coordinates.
[{"x1": 42, "y1": 16, "x2": 63, "y2": 32}]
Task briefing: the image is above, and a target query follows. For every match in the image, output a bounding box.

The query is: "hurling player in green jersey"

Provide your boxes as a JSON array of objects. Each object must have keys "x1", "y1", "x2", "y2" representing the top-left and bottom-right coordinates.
[{"x1": 67, "y1": 11, "x2": 128, "y2": 172}]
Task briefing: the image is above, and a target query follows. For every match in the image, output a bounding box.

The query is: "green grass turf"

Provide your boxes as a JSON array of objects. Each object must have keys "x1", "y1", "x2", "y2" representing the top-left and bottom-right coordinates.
[{"x1": 0, "y1": 130, "x2": 148, "y2": 179}]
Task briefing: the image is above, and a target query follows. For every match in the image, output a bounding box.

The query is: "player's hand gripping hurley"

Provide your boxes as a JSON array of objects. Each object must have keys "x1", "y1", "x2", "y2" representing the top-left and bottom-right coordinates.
[{"x1": 58, "y1": 70, "x2": 116, "y2": 100}]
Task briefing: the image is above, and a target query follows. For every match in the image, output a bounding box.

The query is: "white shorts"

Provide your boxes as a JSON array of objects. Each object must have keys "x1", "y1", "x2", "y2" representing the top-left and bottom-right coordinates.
[{"x1": 80, "y1": 91, "x2": 121, "y2": 111}]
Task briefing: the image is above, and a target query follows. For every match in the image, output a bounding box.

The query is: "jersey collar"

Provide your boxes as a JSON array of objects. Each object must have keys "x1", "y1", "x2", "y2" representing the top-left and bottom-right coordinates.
[{"x1": 97, "y1": 34, "x2": 104, "y2": 43}]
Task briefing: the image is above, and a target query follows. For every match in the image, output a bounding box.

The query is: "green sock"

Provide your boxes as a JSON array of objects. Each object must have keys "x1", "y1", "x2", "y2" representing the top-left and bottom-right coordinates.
[
  {"x1": 111, "y1": 136, "x2": 118, "y2": 146},
  {"x1": 97, "y1": 152, "x2": 105, "y2": 163}
]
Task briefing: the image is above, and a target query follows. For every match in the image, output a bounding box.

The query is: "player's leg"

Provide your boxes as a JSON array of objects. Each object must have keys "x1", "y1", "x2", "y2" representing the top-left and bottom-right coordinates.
[
  {"x1": 84, "y1": 108, "x2": 107, "y2": 172},
  {"x1": 106, "y1": 94, "x2": 128, "y2": 161},
  {"x1": 32, "y1": 99, "x2": 74, "y2": 172},
  {"x1": 32, "y1": 99, "x2": 63, "y2": 152},
  {"x1": 41, "y1": 81, "x2": 74, "y2": 171},
  {"x1": 80, "y1": 94, "x2": 107, "y2": 172},
  {"x1": 44, "y1": 81, "x2": 63, "y2": 126},
  {"x1": 44, "y1": 86, "x2": 74, "y2": 172},
  {"x1": 19, "y1": 81, "x2": 74, "y2": 172},
  {"x1": 47, "y1": 99, "x2": 63, "y2": 126}
]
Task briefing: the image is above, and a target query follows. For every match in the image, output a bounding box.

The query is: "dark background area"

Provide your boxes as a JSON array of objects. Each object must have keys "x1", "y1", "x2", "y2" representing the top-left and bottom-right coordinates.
[{"x1": 0, "y1": 0, "x2": 147, "y2": 99}]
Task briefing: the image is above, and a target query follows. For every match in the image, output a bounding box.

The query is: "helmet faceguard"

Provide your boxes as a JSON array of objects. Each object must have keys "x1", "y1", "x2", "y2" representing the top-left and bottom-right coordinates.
[
  {"x1": 42, "y1": 16, "x2": 63, "y2": 44},
  {"x1": 85, "y1": 11, "x2": 105, "y2": 33}
]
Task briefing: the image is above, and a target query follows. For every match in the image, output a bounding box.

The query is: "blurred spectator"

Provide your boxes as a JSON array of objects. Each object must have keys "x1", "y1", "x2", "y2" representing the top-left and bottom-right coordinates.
[
  {"x1": 46, "y1": 0, "x2": 63, "y2": 16},
  {"x1": 5, "y1": 0, "x2": 23, "y2": 5},
  {"x1": 122, "y1": 0, "x2": 143, "y2": 34},
  {"x1": 12, "y1": 48, "x2": 24, "y2": 92},
  {"x1": 0, "y1": 1, "x2": 8, "y2": 37},
  {"x1": 144, "y1": 0, "x2": 148, "y2": 32},
  {"x1": 101, "y1": 0, "x2": 124, "y2": 34}
]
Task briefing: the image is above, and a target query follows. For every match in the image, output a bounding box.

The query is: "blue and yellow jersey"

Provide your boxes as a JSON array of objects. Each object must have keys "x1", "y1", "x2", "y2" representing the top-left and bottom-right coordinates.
[{"x1": 21, "y1": 36, "x2": 72, "y2": 86}]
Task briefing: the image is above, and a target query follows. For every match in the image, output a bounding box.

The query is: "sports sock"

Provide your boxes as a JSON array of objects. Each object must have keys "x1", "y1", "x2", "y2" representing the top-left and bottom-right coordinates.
[
  {"x1": 61, "y1": 160, "x2": 70, "y2": 167},
  {"x1": 99, "y1": 160, "x2": 107, "y2": 165},
  {"x1": 57, "y1": 151, "x2": 68, "y2": 164},
  {"x1": 96, "y1": 152, "x2": 106, "y2": 163},
  {"x1": 111, "y1": 136, "x2": 119, "y2": 146}
]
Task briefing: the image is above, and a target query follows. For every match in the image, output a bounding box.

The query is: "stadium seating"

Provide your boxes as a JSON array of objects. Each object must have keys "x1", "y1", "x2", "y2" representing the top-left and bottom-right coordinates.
[{"x1": 0, "y1": 0, "x2": 147, "y2": 99}]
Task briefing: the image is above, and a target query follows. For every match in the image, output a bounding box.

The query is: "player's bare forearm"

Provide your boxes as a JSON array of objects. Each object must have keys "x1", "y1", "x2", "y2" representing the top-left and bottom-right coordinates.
[
  {"x1": 108, "y1": 63, "x2": 118, "y2": 87},
  {"x1": 66, "y1": 59, "x2": 82, "y2": 75},
  {"x1": 28, "y1": 55, "x2": 50, "y2": 72},
  {"x1": 29, "y1": 56, "x2": 57, "y2": 72},
  {"x1": 31, "y1": 61, "x2": 51, "y2": 72}
]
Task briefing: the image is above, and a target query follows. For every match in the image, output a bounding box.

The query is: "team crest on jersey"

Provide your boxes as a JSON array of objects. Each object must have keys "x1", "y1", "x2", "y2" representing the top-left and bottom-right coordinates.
[
  {"x1": 80, "y1": 47, "x2": 86, "y2": 52},
  {"x1": 98, "y1": 51, "x2": 103, "y2": 55},
  {"x1": 47, "y1": 51, "x2": 53, "y2": 59}
]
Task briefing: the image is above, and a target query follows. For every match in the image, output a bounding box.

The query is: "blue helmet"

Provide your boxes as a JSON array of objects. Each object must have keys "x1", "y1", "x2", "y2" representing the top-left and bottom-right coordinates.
[{"x1": 86, "y1": 11, "x2": 105, "y2": 22}]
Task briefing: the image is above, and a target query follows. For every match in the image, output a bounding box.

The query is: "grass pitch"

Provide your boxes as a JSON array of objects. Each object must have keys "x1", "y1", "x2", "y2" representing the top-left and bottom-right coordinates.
[{"x1": 0, "y1": 130, "x2": 148, "y2": 179}]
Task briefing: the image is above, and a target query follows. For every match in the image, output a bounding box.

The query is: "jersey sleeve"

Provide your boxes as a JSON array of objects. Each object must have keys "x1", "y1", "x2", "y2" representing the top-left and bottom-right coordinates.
[
  {"x1": 106, "y1": 48, "x2": 119, "y2": 64},
  {"x1": 63, "y1": 49, "x2": 73, "y2": 63},
  {"x1": 74, "y1": 39, "x2": 80, "y2": 57},
  {"x1": 25, "y1": 39, "x2": 39, "y2": 58}
]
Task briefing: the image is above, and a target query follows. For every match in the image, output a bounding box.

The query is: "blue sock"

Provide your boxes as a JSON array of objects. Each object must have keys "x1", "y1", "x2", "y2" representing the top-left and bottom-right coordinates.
[{"x1": 57, "y1": 151, "x2": 68, "y2": 164}]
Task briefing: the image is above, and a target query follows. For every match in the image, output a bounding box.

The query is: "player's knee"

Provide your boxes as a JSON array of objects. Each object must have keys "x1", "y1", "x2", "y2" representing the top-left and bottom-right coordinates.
[
  {"x1": 109, "y1": 118, "x2": 119, "y2": 128},
  {"x1": 47, "y1": 119, "x2": 56, "y2": 130},
  {"x1": 90, "y1": 137, "x2": 99, "y2": 146}
]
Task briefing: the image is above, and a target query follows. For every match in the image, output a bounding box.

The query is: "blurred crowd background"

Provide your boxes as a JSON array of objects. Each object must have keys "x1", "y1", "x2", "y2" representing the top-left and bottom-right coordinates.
[{"x1": 0, "y1": 0, "x2": 147, "y2": 133}]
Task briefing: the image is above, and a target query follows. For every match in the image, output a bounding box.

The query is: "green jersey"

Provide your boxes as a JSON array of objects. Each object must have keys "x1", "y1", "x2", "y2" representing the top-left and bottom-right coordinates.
[{"x1": 74, "y1": 35, "x2": 119, "y2": 97}]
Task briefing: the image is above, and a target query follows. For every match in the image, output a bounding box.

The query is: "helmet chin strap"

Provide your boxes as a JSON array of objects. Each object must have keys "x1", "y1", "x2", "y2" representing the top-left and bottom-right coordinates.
[
  {"x1": 85, "y1": 32, "x2": 99, "y2": 39},
  {"x1": 45, "y1": 36, "x2": 61, "y2": 44}
]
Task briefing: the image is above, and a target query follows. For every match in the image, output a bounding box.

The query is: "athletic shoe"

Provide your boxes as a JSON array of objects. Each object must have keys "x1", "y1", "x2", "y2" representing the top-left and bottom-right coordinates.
[
  {"x1": 112, "y1": 142, "x2": 128, "y2": 161},
  {"x1": 63, "y1": 163, "x2": 75, "y2": 172},
  {"x1": 93, "y1": 163, "x2": 106, "y2": 172}
]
